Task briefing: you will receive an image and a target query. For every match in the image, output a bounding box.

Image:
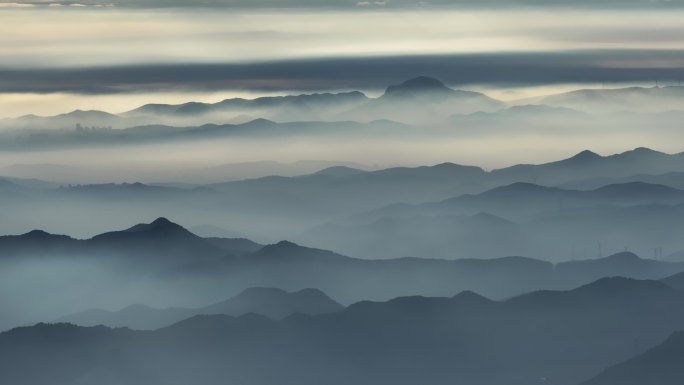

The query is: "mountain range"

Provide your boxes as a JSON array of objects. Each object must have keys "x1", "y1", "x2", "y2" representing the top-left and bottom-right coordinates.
[
  {"x1": 299, "y1": 178, "x2": 684, "y2": 259},
  {"x1": 1, "y1": 78, "x2": 682, "y2": 143},
  {"x1": 57, "y1": 287, "x2": 343, "y2": 330},
  {"x1": 2, "y1": 276, "x2": 684, "y2": 385},
  {"x1": 5, "y1": 148, "x2": 684, "y2": 258},
  {"x1": 3, "y1": 217, "x2": 684, "y2": 308},
  {"x1": 529, "y1": 85, "x2": 684, "y2": 114},
  {"x1": 0, "y1": 217, "x2": 260, "y2": 266},
  {"x1": 0, "y1": 77, "x2": 501, "y2": 132}
]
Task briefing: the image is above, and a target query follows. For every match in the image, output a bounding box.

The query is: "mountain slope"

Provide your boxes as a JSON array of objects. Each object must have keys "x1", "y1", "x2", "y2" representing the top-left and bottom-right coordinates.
[
  {"x1": 125, "y1": 91, "x2": 369, "y2": 121},
  {"x1": 0, "y1": 217, "x2": 258, "y2": 262},
  {"x1": 0, "y1": 230, "x2": 79, "y2": 257},
  {"x1": 301, "y1": 180, "x2": 684, "y2": 259},
  {"x1": 492, "y1": 147, "x2": 684, "y2": 185},
  {"x1": 346, "y1": 76, "x2": 503, "y2": 123},
  {"x1": 661, "y1": 271, "x2": 684, "y2": 291},
  {"x1": 581, "y1": 332, "x2": 684, "y2": 385},
  {"x1": 57, "y1": 287, "x2": 343, "y2": 329},
  {"x1": 3, "y1": 277, "x2": 684, "y2": 385},
  {"x1": 535, "y1": 86, "x2": 684, "y2": 114}
]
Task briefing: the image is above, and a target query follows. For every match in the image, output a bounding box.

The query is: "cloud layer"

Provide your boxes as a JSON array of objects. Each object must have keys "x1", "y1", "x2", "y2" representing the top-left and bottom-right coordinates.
[{"x1": 1, "y1": 50, "x2": 682, "y2": 94}]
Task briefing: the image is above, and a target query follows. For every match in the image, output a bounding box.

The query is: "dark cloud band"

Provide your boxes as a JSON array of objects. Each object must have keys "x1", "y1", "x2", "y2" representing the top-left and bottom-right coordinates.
[{"x1": 1, "y1": 50, "x2": 683, "y2": 94}]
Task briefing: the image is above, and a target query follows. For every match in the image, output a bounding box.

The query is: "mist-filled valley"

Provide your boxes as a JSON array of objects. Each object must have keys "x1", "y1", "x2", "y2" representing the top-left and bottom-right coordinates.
[
  {"x1": 3, "y1": 2, "x2": 684, "y2": 384},
  {"x1": 3, "y1": 75, "x2": 684, "y2": 384}
]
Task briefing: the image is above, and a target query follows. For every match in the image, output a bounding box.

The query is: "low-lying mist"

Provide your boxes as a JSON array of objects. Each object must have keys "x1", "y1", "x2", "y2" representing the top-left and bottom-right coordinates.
[{"x1": 1, "y1": 110, "x2": 683, "y2": 184}]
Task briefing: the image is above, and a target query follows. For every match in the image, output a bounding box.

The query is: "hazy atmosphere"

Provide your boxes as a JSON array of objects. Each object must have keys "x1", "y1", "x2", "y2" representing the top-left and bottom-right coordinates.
[{"x1": 1, "y1": 1, "x2": 684, "y2": 385}]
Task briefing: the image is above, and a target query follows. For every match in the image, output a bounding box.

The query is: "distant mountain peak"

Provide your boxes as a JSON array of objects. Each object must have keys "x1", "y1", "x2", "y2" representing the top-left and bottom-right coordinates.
[
  {"x1": 256, "y1": 240, "x2": 302, "y2": 255},
  {"x1": 431, "y1": 162, "x2": 476, "y2": 171},
  {"x1": 121, "y1": 217, "x2": 193, "y2": 236},
  {"x1": 619, "y1": 147, "x2": 666, "y2": 159},
  {"x1": 151, "y1": 217, "x2": 173, "y2": 226},
  {"x1": 59, "y1": 109, "x2": 117, "y2": 119},
  {"x1": 273, "y1": 240, "x2": 299, "y2": 248},
  {"x1": 485, "y1": 182, "x2": 560, "y2": 196},
  {"x1": 383, "y1": 76, "x2": 451, "y2": 97},
  {"x1": 22, "y1": 229, "x2": 57, "y2": 238},
  {"x1": 604, "y1": 251, "x2": 641, "y2": 261},
  {"x1": 452, "y1": 290, "x2": 493, "y2": 305},
  {"x1": 244, "y1": 118, "x2": 276, "y2": 125},
  {"x1": 314, "y1": 166, "x2": 366, "y2": 177},
  {"x1": 568, "y1": 149, "x2": 602, "y2": 162},
  {"x1": 632, "y1": 146, "x2": 660, "y2": 153},
  {"x1": 14, "y1": 229, "x2": 74, "y2": 242},
  {"x1": 576, "y1": 276, "x2": 670, "y2": 294}
]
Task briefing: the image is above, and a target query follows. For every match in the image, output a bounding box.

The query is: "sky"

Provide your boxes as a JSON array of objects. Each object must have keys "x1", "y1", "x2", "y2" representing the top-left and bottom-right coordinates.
[{"x1": 0, "y1": 2, "x2": 683, "y2": 116}]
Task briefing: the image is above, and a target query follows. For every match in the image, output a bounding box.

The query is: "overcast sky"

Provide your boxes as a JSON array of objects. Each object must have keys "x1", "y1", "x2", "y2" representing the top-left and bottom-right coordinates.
[
  {"x1": 0, "y1": 4, "x2": 682, "y2": 116},
  {"x1": 2, "y1": 0, "x2": 684, "y2": 9}
]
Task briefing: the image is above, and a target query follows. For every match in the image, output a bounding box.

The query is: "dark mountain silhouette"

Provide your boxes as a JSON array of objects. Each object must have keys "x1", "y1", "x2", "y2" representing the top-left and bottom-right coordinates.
[
  {"x1": 382, "y1": 76, "x2": 455, "y2": 98},
  {"x1": 94, "y1": 217, "x2": 194, "y2": 239},
  {"x1": 0, "y1": 217, "x2": 260, "y2": 262},
  {"x1": 57, "y1": 287, "x2": 343, "y2": 329},
  {"x1": 506, "y1": 276, "x2": 674, "y2": 308},
  {"x1": 438, "y1": 181, "x2": 684, "y2": 215},
  {"x1": 0, "y1": 230, "x2": 79, "y2": 257},
  {"x1": 3, "y1": 277, "x2": 684, "y2": 385},
  {"x1": 56, "y1": 110, "x2": 120, "y2": 121},
  {"x1": 348, "y1": 76, "x2": 503, "y2": 123},
  {"x1": 203, "y1": 161, "x2": 492, "y2": 226},
  {"x1": 202, "y1": 147, "x2": 684, "y2": 224},
  {"x1": 168, "y1": 239, "x2": 558, "y2": 302},
  {"x1": 302, "y1": 181, "x2": 684, "y2": 259},
  {"x1": 492, "y1": 147, "x2": 684, "y2": 185},
  {"x1": 119, "y1": 77, "x2": 503, "y2": 125},
  {"x1": 6, "y1": 149, "x2": 684, "y2": 262},
  {"x1": 4, "y1": 214, "x2": 684, "y2": 308},
  {"x1": 85, "y1": 217, "x2": 227, "y2": 261},
  {"x1": 555, "y1": 252, "x2": 684, "y2": 287},
  {"x1": 190, "y1": 148, "x2": 684, "y2": 241},
  {"x1": 203, "y1": 237, "x2": 262, "y2": 255},
  {"x1": 0, "y1": 76, "x2": 503, "y2": 134},
  {"x1": 302, "y1": 200, "x2": 684, "y2": 260},
  {"x1": 200, "y1": 287, "x2": 342, "y2": 318},
  {"x1": 124, "y1": 91, "x2": 369, "y2": 120},
  {"x1": 581, "y1": 331, "x2": 684, "y2": 385},
  {"x1": 169, "y1": 236, "x2": 684, "y2": 303}
]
